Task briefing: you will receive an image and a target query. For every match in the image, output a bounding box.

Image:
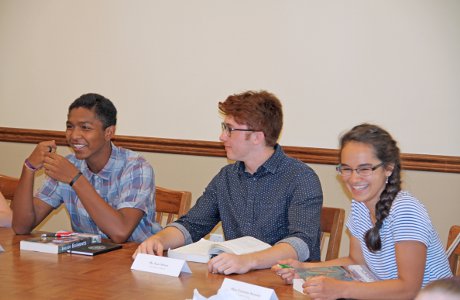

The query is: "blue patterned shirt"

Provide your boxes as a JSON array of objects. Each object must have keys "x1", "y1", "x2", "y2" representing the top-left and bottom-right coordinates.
[
  {"x1": 36, "y1": 144, "x2": 161, "y2": 242},
  {"x1": 347, "y1": 191, "x2": 452, "y2": 286},
  {"x1": 170, "y1": 144, "x2": 323, "y2": 261}
]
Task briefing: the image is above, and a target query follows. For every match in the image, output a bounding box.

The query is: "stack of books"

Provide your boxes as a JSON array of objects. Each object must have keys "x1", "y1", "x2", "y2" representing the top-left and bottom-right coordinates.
[{"x1": 20, "y1": 232, "x2": 102, "y2": 254}]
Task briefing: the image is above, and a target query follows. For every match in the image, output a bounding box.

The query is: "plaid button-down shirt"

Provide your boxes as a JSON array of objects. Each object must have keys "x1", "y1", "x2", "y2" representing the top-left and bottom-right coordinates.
[{"x1": 37, "y1": 144, "x2": 161, "y2": 242}]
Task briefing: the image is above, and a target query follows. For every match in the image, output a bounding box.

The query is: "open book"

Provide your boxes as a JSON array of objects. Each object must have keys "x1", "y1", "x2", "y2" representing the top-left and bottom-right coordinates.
[
  {"x1": 167, "y1": 236, "x2": 271, "y2": 263},
  {"x1": 295, "y1": 265, "x2": 378, "y2": 282}
]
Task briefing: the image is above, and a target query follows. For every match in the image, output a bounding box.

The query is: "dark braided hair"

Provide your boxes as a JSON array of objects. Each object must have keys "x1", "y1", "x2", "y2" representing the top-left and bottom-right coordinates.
[{"x1": 339, "y1": 123, "x2": 402, "y2": 252}]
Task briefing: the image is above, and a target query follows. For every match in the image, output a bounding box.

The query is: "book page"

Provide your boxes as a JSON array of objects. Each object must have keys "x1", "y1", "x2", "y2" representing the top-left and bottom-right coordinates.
[
  {"x1": 295, "y1": 266, "x2": 354, "y2": 281},
  {"x1": 168, "y1": 236, "x2": 271, "y2": 263},
  {"x1": 167, "y1": 238, "x2": 214, "y2": 263},
  {"x1": 344, "y1": 265, "x2": 378, "y2": 282},
  {"x1": 295, "y1": 265, "x2": 378, "y2": 282},
  {"x1": 210, "y1": 236, "x2": 271, "y2": 255}
]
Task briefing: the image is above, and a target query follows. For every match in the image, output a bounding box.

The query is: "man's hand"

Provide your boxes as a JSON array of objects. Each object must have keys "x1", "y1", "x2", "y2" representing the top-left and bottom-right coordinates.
[
  {"x1": 26, "y1": 140, "x2": 57, "y2": 170},
  {"x1": 43, "y1": 153, "x2": 79, "y2": 184},
  {"x1": 207, "y1": 253, "x2": 255, "y2": 275},
  {"x1": 133, "y1": 236, "x2": 165, "y2": 259}
]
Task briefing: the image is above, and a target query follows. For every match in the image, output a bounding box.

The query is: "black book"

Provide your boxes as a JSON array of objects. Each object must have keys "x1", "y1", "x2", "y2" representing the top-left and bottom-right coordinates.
[{"x1": 67, "y1": 242, "x2": 122, "y2": 256}]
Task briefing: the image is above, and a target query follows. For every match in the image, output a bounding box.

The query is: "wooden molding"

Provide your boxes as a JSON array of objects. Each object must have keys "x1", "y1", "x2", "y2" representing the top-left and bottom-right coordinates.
[{"x1": 1, "y1": 127, "x2": 459, "y2": 173}]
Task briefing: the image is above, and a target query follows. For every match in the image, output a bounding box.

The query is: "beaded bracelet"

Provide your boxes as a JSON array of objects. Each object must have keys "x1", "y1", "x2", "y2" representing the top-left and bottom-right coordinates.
[
  {"x1": 69, "y1": 171, "x2": 83, "y2": 187},
  {"x1": 24, "y1": 159, "x2": 39, "y2": 172}
]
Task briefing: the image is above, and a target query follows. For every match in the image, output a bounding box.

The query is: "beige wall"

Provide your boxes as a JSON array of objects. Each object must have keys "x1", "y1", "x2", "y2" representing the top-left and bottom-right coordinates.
[
  {"x1": 2, "y1": 141, "x2": 459, "y2": 258},
  {"x1": 1, "y1": 0, "x2": 460, "y2": 156}
]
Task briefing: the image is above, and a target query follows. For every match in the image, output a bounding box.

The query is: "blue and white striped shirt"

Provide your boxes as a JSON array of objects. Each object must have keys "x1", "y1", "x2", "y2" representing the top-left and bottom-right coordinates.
[
  {"x1": 347, "y1": 190, "x2": 452, "y2": 286},
  {"x1": 37, "y1": 144, "x2": 162, "y2": 243}
]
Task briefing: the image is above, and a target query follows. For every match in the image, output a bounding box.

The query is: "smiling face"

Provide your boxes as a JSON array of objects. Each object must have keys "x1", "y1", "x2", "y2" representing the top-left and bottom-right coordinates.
[
  {"x1": 66, "y1": 107, "x2": 114, "y2": 172},
  {"x1": 340, "y1": 141, "x2": 393, "y2": 211}
]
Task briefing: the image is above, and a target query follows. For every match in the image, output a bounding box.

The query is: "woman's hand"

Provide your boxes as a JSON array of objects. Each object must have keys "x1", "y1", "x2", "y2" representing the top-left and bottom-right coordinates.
[
  {"x1": 271, "y1": 258, "x2": 303, "y2": 284},
  {"x1": 304, "y1": 276, "x2": 345, "y2": 300}
]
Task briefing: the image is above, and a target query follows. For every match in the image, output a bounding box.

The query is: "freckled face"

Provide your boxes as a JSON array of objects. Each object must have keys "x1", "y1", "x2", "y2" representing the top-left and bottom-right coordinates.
[{"x1": 340, "y1": 142, "x2": 392, "y2": 209}]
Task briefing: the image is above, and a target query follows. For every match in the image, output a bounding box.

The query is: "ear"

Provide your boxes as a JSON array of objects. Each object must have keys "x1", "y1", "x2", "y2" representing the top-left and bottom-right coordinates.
[
  {"x1": 104, "y1": 125, "x2": 116, "y2": 141},
  {"x1": 252, "y1": 131, "x2": 266, "y2": 145},
  {"x1": 385, "y1": 163, "x2": 395, "y2": 177}
]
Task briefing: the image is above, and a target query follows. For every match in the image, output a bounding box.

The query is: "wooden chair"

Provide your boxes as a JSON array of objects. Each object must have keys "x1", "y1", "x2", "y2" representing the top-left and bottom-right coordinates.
[
  {"x1": 155, "y1": 186, "x2": 192, "y2": 226},
  {"x1": 0, "y1": 174, "x2": 19, "y2": 200},
  {"x1": 447, "y1": 225, "x2": 460, "y2": 276},
  {"x1": 320, "y1": 206, "x2": 345, "y2": 261}
]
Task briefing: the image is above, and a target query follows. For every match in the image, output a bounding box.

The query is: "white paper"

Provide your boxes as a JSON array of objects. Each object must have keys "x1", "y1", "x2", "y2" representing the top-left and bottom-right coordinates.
[
  {"x1": 0, "y1": 244, "x2": 4, "y2": 252},
  {"x1": 131, "y1": 253, "x2": 191, "y2": 277},
  {"x1": 219, "y1": 278, "x2": 278, "y2": 300},
  {"x1": 293, "y1": 279, "x2": 306, "y2": 295}
]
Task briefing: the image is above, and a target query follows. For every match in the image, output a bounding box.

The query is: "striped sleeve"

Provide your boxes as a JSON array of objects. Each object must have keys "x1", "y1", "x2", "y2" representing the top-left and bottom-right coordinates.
[{"x1": 389, "y1": 195, "x2": 431, "y2": 246}]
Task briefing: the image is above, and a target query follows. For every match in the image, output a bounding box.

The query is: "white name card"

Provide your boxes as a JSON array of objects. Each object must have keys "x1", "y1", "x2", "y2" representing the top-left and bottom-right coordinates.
[
  {"x1": 293, "y1": 278, "x2": 306, "y2": 295},
  {"x1": 131, "y1": 253, "x2": 191, "y2": 277},
  {"x1": 219, "y1": 278, "x2": 278, "y2": 300}
]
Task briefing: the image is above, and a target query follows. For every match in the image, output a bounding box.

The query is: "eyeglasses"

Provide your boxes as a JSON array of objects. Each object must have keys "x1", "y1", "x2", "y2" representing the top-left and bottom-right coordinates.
[
  {"x1": 221, "y1": 122, "x2": 259, "y2": 137},
  {"x1": 336, "y1": 162, "x2": 384, "y2": 177}
]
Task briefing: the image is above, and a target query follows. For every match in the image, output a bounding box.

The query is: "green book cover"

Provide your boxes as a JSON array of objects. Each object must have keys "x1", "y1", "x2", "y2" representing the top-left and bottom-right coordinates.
[{"x1": 295, "y1": 265, "x2": 378, "y2": 282}]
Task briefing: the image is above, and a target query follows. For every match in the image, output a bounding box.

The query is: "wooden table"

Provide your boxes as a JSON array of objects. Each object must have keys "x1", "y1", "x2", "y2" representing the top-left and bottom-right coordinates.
[{"x1": 0, "y1": 228, "x2": 306, "y2": 299}]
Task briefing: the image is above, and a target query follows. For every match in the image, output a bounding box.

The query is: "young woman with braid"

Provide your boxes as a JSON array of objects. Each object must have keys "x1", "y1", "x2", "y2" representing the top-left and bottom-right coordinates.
[{"x1": 272, "y1": 123, "x2": 452, "y2": 299}]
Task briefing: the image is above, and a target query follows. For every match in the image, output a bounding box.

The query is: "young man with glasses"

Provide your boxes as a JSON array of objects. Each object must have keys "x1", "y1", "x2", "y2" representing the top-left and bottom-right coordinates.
[{"x1": 135, "y1": 90, "x2": 323, "y2": 275}]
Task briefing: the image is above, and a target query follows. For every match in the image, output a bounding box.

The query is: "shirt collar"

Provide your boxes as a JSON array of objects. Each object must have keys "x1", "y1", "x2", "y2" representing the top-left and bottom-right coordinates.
[
  {"x1": 80, "y1": 142, "x2": 118, "y2": 180},
  {"x1": 237, "y1": 144, "x2": 284, "y2": 176}
]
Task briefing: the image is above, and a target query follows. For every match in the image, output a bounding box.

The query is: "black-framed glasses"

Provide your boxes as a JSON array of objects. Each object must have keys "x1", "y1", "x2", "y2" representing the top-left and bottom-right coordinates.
[
  {"x1": 221, "y1": 122, "x2": 259, "y2": 137},
  {"x1": 336, "y1": 162, "x2": 384, "y2": 177}
]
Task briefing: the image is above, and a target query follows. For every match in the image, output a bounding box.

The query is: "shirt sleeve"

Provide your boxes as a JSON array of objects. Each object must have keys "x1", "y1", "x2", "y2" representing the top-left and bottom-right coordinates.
[
  {"x1": 276, "y1": 166, "x2": 323, "y2": 262},
  {"x1": 389, "y1": 195, "x2": 431, "y2": 246},
  {"x1": 346, "y1": 201, "x2": 358, "y2": 238},
  {"x1": 36, "y1": 176, "x2": 64, "y2": 208},
  {"x1": 168, "y1": 172, "x2": 222, "y2": 245},
  {"x1": 115, "y1": 156, "x2": 155, "y2": 215}
]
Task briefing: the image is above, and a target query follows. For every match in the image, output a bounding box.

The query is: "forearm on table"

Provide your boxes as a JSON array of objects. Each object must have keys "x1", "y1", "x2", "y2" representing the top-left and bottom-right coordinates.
[
  {"x1": 71, "y1": 177, "x2": 141, "y2": 242},
  {"x1": 247, "y1": 242, "x2": 298, "y2": 270},
  {"x1": 12, "y1": 166, "x2": 42, "y2": 233},
  {"x1": 152, "y1": 226, "x2": 186, "y2": 250},
  {"x1": 339, "y1": 279, "x2": 420, "y2": 300}
]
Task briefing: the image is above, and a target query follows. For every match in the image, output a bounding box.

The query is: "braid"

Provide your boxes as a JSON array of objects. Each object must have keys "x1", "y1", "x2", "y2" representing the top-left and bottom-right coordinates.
[
  {"x1": 340, "y1": 123, "x2": 402, "y2": 253},
  {"x1": 365, "y1": 163, "x2": 401, "y2": 252}
]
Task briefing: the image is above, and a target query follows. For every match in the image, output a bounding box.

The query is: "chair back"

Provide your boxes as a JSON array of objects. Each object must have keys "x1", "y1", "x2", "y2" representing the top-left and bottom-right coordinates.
[
  {"x1": 155, "y1": 186, "x2": 192, "y2": 226},
  {"x1": 447, "y1": 225, "x2": 460, "y2": 276},
  {"x1": 0, "y1": 174, "x2": 19, "y2": 200},
  {"x1": 320, "y1": 206, "x2": 345, "y2": 261}
]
